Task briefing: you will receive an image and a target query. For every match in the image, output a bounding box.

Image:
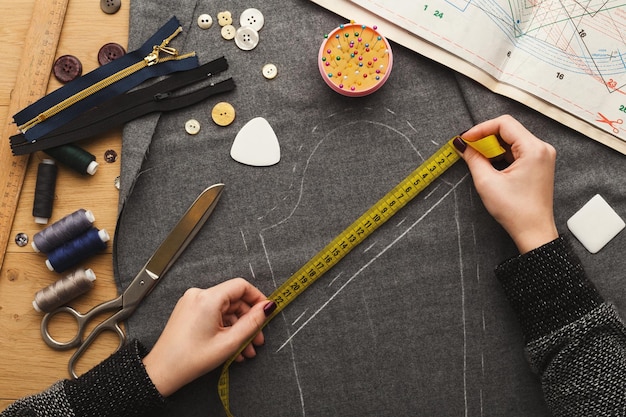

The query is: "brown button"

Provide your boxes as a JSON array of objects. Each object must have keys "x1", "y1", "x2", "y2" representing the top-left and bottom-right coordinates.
[
  {"x1": 100, "y1": 0, "x2": 121, "y2": 14},
  {"x1": 104, "y1": 149, "x2": 118, "y2": 163},
  {"x1": 53, "y1": 55, "x2": 83, "y2": 83},
  {"x1": 98, "y1": 43, "x2": 126, "y2": 65}
]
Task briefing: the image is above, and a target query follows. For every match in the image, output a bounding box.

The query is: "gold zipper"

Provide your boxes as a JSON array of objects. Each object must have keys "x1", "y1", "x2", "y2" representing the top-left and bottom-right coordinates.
[{"x1": 18, "y1": 26, "x2": 195, "y2": 134}]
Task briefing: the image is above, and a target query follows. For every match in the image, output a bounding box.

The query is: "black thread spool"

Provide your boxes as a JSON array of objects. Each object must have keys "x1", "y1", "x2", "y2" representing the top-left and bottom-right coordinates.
[
  {"x1": 33, "y1": 268, "x2": 96, "y2": 313},
  {"x1": 44, "y1": 144, "x2": 98, "y2": 175},
  {"x1": 33, "y1": 159, "x2": 58, "y2": 224}
]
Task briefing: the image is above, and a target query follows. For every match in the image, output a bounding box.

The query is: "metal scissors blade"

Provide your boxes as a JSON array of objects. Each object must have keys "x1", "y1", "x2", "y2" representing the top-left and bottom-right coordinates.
[{"x1": 40, "y1": 183, "x2": 224, "y2": 377}]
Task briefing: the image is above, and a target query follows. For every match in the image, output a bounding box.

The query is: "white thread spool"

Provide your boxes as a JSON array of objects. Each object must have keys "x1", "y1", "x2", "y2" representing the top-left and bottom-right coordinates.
[{"x1": 33, "y1": 268, "x2": 96, "y2": 313}]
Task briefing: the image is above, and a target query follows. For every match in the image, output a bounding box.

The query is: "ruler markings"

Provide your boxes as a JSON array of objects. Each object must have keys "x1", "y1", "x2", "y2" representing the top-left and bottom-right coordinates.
[
  {"x1": 0, "y1": 0, "x2": 69, "y2": 271},
  {"x1": 218, "y1": 138, "x2": 467, "y2": 416}
]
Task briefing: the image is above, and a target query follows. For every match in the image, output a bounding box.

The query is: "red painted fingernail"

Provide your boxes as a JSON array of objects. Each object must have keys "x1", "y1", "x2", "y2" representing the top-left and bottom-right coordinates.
[
  {"x1": 263, "y1": 301, "x2": 277, "y2": 316},
  {"x1": 453, "y1": 136, "x2": 467, "y2": 153}
]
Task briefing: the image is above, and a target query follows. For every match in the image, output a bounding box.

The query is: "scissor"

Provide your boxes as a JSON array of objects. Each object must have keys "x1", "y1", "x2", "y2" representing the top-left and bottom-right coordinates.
[
  {"x1": 596, "y1": 112, "x2": 623, "y2": 134},
  {"x1": 41, "y1": 183, "x2": 224, "y2": 378}
]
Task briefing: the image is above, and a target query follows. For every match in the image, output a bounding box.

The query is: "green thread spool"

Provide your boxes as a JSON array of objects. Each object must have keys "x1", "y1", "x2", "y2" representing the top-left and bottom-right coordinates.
[{"x1": 44, "y1": 144, "x2": 99, "y2": 175}]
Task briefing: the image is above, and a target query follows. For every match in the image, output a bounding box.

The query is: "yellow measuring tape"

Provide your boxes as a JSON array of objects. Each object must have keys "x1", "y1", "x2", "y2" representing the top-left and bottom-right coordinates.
[{"x1": 218, "y1": 134, "x2": 504, "y2": 416}]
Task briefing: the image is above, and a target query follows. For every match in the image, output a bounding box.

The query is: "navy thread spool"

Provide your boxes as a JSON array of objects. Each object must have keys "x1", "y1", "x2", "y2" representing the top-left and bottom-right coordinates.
[
  {"x1": 44, "y1": 144, "x2": 99, "y2": 175},
  {"x1": 46, "y1": 227, "x2": 110, "y2": 273},
  {"x1": 33, "y1": 268, "x2": 96, "y2": 313},
  {"x1": 32, "y1": 208, "x2": 95, "y2": 253},
  {"x1": 33, "y1": 159, "x2": 58, "y2": 224}
]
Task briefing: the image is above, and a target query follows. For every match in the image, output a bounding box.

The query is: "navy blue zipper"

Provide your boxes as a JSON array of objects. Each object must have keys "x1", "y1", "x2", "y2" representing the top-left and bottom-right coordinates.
[{"x1": 13, "y1": 16, "x2": 198, "y2": 143}]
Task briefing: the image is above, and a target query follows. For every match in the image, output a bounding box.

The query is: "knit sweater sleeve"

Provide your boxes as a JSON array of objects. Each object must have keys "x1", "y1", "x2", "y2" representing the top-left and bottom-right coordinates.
[
  {"x1": 1, "y1": 340, "x2": 166, "y2": 417},
  {"x1": 495, "y1": 236, "x2": 626, "y2": 417}
]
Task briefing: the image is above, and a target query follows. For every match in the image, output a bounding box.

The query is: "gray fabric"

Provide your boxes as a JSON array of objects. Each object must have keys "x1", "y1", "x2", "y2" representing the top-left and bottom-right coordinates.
[{"x1": 114, "y1": 1, "x2": 626, "y2": 416}]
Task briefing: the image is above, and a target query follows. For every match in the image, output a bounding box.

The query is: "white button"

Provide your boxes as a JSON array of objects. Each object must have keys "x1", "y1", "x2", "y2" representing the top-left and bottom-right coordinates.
[
  {"x1": 197, "y1": 14, "x2": 213, "y2": 29},
  {"x1": 221, "y1": 25, "x2": 236, "y2": 40},
  {"x1": 235, "y1": 26, "x2": 259, "y2": 51},
  {"x1": 262, "y1": 63, "x2": 277, "y2": 79},
  {"x1": 240, "y1": 8, "x2": 264, "y2": 31},
  {"x1": 185, "y1": 119, "x2": 201, "y2": 135}
]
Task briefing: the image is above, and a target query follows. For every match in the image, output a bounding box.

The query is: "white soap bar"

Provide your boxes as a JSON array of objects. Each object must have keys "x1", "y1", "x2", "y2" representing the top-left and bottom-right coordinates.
[{"x1": 567, "y1": 194, "x2": 625, "y2": 253}]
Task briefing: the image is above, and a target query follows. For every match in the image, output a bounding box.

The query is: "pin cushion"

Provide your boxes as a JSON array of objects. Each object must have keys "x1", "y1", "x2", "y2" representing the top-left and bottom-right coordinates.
[{"x1": 318, "y1": 23, "x2": 393, "y2": 97}]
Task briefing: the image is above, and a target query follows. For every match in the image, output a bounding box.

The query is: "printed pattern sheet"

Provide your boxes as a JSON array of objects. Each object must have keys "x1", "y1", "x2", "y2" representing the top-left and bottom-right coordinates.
[{"x1": 348, "y1": 0, "x2": 626, "y2": 151}]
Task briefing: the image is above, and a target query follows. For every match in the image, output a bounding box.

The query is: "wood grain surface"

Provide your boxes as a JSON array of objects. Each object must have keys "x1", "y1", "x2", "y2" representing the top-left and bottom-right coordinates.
[{"x1": 0, "y1": 0, "x2": 129, "y2": 407}]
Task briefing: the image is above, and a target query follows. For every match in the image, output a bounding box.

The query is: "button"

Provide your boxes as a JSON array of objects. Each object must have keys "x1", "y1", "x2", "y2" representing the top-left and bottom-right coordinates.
[
  {"x1": 100, "y1": 0, "x2": 121, "y2": 14},
  {"x1": 197, "y1": 14, "x2": 213, "y2": 29},
  {"x1": 262, "y1": 63, "x2": 278, "y2": 79},
  {"x1": 221, "y1": 25, "x2": 236, "y2": 40},
  {"x1": 234, "y1": 27, "x2": 259, "y2": 51},
  {"x1": 53, "y1": 55, "x2": 83, "y2": 83},
  {"x1": 104, "y1": 149, "x2": 118, "y2": 163},
  {"x1": 98, "y1": 43, "x2": 126, "y2": 65},
  {"x1": 185, "y1": 119, "x2": 201, "y2": 135},
  {"x1": 15, "y1": 233, "x2": 28, "y2": 247},
  {"x1": 217, "y1": 11, "x2": 233, "y2": 26},
  {"x1": 240, "y1": 8, "x2": 264, "y2": 31},
  {"x1": 211, "y1": 102, "x2": 236, "y2": 126}
]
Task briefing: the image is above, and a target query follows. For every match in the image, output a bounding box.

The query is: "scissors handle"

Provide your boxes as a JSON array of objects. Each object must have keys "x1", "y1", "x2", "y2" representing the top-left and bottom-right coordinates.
[
  {"x1": 41, "y1": 303, "x2": 126, "y2": 378},
  {"x1": 41, "y1": 305, "x2": 93, "y2": 350},
  {"x1": 67, "y1": 317, "x2": 125, "y2": 378},
  {"x1": 41, "y1": 297, "x2": 124, "y2": 350}
]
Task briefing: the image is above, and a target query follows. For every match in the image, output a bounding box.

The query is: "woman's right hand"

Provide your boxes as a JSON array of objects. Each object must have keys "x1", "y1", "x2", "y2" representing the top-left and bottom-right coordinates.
[
  {"x1": 454, "y1": 115, "x2": 559, "y2": 254},
  {"x1": 142, "y1": 278, "x2": 275, "y2": 397}
]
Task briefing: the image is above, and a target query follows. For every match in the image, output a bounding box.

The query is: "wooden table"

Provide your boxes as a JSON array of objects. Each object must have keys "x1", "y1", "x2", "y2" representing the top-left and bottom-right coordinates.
[{"x1": 0, "y1": 0, "x2": 129, "y2": 409}]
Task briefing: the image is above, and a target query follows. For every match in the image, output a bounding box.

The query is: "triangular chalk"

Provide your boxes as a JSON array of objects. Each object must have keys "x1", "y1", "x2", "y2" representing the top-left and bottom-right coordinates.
[{"x1": 230, "y1": 117, "x2": 280, "y2": 166}]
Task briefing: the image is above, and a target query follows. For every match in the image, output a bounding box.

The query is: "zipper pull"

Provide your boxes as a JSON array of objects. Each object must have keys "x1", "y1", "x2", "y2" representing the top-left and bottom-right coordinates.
[{"x1": 144, "y1": 26, "x2": 183, "y2": 66}]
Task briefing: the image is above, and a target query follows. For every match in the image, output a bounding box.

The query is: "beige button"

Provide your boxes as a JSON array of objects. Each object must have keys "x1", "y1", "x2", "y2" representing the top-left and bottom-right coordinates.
[
  {"x1": 197, "y1": 14, "x2": 213, "y2": 29},
  {"x1": 217, "y1": 11, "x2": 233, "y2": 26},
  {"x1": 211, "y1": 102, "x2": 236, "y2": 126},
  {"x1": 185, "y1": 119, "x2": 201, "y2": 135},
  {"x1": 262, "y1": 63, "x2": 278, "y2": 79},
  {"x1": 221, "y1": 25, "x2": 236, "y2": 40}
]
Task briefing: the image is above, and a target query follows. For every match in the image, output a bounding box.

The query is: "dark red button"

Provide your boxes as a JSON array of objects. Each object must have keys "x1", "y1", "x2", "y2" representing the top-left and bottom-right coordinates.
[
  {"x1": 100, "y1": 0, "x2": 121, "y2": 14},
  {"x1": 98, "y1": 43, "x2": 126, "y2": 65},
  {"x1": 53, "y1": 55, "x2": 83, "y2": 83}
]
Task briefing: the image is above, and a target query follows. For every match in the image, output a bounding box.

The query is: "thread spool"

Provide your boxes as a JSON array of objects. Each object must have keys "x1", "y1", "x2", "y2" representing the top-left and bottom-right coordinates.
[
  {"x1": 33, "y1": 268, "x2": 96, "y2": 313},
  {"x1": 44, "y1": 144, "x2": 99, "y2": 175},
  {"x1": 46, "y1": 227, "x2": 109, "y2": 273},
  {"x1": 33, "y1": 159, "x2": 58, "y2": 224},
  {"x1": 32, "y1": 208, "x2": 96, "y2": 253},
  {"x1": 318, "y1": 22, "x2": 393, "y2": 97}
]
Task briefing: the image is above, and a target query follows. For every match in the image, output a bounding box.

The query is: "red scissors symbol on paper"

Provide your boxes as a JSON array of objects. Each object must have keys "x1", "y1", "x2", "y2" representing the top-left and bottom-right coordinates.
[{"x1": 596, "y1": 112, "x2": 623, "y2": 134}]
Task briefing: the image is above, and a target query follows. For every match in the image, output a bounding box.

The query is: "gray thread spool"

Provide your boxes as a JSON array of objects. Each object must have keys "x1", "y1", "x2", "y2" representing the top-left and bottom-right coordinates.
[
  {"x1": 33, "y1": 268, "x2": 96, "y2": 313},
  {"x1": 32, "y1": 208, "x2": 95, "y2": 253}
]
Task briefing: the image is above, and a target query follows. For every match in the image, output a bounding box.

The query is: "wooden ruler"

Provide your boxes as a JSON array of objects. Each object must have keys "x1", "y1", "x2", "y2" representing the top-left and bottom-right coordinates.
[{"x1": 0, "y1": 0, "x2": 69, "y2": 271}]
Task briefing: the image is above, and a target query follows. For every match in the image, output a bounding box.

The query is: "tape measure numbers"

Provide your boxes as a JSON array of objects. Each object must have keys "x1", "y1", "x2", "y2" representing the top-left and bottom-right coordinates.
[
  {"x1": 0, "y1": 0, "x2": 69, "y2": 270},
  {"x1": 218, "y1": 134, "x2": 504, "y2": 416}
]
